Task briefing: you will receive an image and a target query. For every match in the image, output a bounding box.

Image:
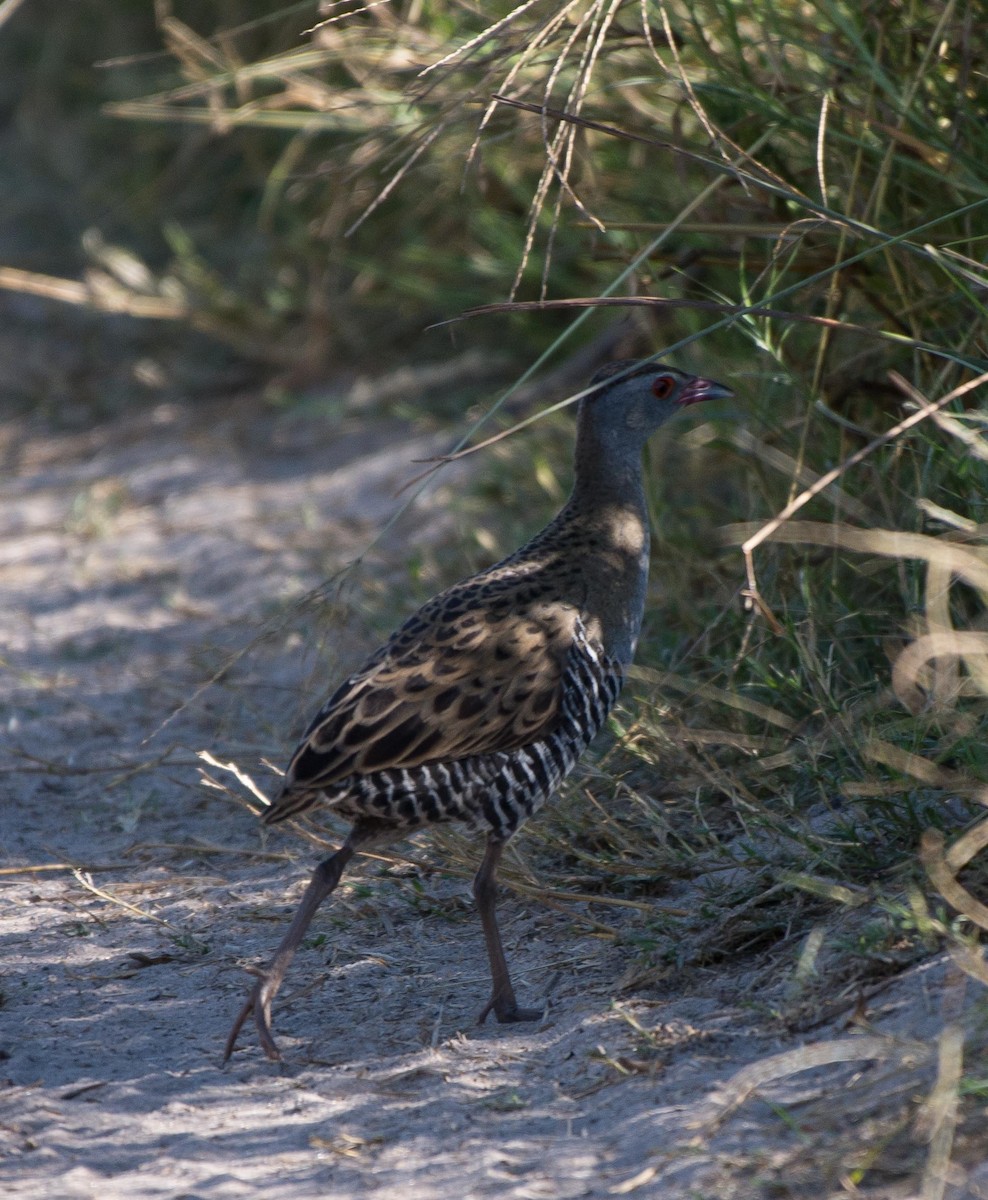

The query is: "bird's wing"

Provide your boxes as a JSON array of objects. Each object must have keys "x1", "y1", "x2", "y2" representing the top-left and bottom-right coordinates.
[{"x1": 269, "y1": 579, "x2": 584, "y2": 811}]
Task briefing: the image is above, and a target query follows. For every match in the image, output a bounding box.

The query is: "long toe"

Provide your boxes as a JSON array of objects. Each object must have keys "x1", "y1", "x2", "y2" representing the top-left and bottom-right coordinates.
[
  {"x1": 224, "y1": 993, "x2": 255, "y2": 1062},
  {"x1": 495, "y1": 1003, "x2": 543, "y2": 1024},
  {"x1": 253, "y1": 979, "x2": 283, "y2": 1061},
  {"x1": 224, "y1": 978, "x2": 283, "y2": 1062},
  {"x1": 477, "y1": 996, "x2": 544, "y2": 1025}
]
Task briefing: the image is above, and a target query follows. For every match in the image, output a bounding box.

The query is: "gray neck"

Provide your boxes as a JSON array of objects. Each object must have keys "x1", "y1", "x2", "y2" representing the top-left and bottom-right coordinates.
[
  {"x1": 570, "y1": 409, "x2": 649, "y2": 514},
  {"x1": 565, "y1": 412, "x2": 652, "y2": 666}
]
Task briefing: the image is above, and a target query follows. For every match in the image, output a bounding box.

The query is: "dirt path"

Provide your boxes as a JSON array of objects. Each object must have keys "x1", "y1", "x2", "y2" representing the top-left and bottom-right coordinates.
[{"x1": 0, "y1": 390, "x2": 981, "y2": 1198}]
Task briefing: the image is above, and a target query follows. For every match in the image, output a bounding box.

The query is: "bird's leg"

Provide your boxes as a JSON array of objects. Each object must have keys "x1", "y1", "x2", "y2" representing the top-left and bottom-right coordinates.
[
  {"x1": 224, "y1": 838, "x2": 356, "y2": 1063},
  {"x1": 474, "y1": 836, "x2": 543, "y2": 1025}
]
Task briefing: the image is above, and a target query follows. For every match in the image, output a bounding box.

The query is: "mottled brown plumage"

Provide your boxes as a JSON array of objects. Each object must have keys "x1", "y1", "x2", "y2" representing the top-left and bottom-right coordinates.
[
  {"x1": 224, "y1": 359, "x2": 732, "y2": 1062},
  {"x1": 270, "y1": 575, "x2": 577, "y2": 811}
]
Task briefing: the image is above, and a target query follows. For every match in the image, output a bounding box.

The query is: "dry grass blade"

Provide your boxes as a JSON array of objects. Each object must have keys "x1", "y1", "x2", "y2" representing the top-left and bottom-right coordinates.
[
  {"x1": 134, "y1": 841, "x2": 295, "y2": 862},
  {"x1": 730, "y1": 426, "x2": 876, "y2": 524},
  {"x1": 499, "y1": 1, "x2": 622, "y2": 294},
  {"x1": 70, "y1": 869, "x2": 178, "y2": 931},
  {"x1": 778, "y1": 873, "x2": 871, "y2": 907},
  {"x1": 306, "y1": 0, "x2": 392, "y2": 37},
  {"x1": 490, "y1": 93, "x2": 803, "y2": 195},
  {"x1": 0, "y1": 862, "x2": 129, "y2": 876},
  {"x1": 197, "y1": 750, "x2": 272, "y2": 810},
  {"x1": 914, "y1": 1023, "x2": 964, "y2": 1200},
  {"x1": 920, "y1": 830, "x2": 988, "y2": 933},
  {"x1": 608, "y1": 1165, "x2": 658, "y2": 1195},
  {"x1": 450, "y1": 296, "x2": 975, "y2": 365},
  {"x1": 703, "y1": 1035, "x2": 920, "y2": 1128},
  {"x1": 417, "y1": 0, "x2": 547, "y2": 78},
  {"x1": 653, "y1": 0, "x2": 721, "y2": 156},
  {"x1": 863, "y1": 739, "x2": 972, "y2": 789},
  {"x1": 739, "y1": 371, "x2": 988, "y2": 603},
  {"x1": 944, "y1": 816, "x2": 988, "y2": 871},
  {"x1": 0, "y1": 265, "x2": 187, "y2": 318},
  {"x1": 893, "y1": 632, "x2": 988, "y2": 714},
  {"x1": 723, "y1": 521, "x2": 988, "y2": 600},
  {"x1": 949, "y1": 944, "x2": 988, "y2": 988},
  {"x1": 466, "y1": 3, "x2": 579, "y2": 173},
  {"x1": 631, "y1": 663, "x2": 799, "y2": 731},
  {"x1": 490, "y1": 93, "x2": 988, "y2": 250}
]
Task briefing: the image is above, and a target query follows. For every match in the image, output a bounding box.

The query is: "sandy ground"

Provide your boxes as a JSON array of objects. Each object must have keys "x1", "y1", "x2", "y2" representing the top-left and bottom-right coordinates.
[{"x1": 1, "y1": 382, "x2": 986, "y2": 1199}]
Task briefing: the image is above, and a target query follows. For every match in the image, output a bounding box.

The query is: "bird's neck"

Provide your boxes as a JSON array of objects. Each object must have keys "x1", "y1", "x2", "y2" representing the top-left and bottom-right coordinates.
[
  {"x1": 559, "y1": 419, "x2": 652, "y2": 665},
  {"x1": 570, "y1": 414, "x2": 648, "y2": 513}
]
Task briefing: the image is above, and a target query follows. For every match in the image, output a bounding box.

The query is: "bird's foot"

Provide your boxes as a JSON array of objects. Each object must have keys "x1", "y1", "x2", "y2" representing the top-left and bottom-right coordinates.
[
  {"x1": 224, "y1": 970, "x2": 283, "y2": 1062},
  {"x1": 476, "y1": 995, "x2": 544, "y2": 1025}
]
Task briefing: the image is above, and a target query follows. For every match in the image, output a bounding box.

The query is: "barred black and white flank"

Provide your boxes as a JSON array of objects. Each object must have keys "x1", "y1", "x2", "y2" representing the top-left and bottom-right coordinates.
[{"x1": 225, "y1": 359, "x2": 732, "y2": 1062}]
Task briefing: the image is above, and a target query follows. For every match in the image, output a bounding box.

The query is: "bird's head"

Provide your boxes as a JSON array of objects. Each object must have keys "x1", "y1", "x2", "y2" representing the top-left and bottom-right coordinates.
[{"x1": 582, "y1": 360, "x2": 733, "y2": 441}]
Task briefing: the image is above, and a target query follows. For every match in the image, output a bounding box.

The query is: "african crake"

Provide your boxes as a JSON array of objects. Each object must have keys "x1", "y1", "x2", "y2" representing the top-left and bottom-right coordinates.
[{"x1": 225, "y1": 359, "x2": 732, "y2": 1061}]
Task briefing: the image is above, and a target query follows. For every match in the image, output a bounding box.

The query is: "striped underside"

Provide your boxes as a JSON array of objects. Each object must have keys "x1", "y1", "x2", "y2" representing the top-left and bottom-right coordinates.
[{"x1": 267, "y1": 624, "x2": 623, "y2": 841}]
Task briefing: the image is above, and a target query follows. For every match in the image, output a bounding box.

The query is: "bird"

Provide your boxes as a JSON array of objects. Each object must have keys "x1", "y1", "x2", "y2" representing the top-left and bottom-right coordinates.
[{"x1": 224, "y1": 358, "x2": 732, "y2": 1062}]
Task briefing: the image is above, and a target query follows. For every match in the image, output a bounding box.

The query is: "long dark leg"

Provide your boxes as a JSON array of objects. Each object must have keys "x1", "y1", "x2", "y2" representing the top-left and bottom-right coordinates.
[
  {"x1": 474, "y1": 836, "x2": 543, "y2": 1025},
  {"x1": 224, "y1": 836, "x2": 357, "y2": 1062}
]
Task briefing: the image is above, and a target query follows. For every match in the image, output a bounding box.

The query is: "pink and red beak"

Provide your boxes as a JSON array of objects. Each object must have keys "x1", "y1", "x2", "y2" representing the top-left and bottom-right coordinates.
[{"x1": 678, "y1": 375, "x2": 734, "y2": 407}]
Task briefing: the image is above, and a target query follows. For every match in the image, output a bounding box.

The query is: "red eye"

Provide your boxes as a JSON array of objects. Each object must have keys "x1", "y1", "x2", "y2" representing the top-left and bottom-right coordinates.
[{"x1": 651, "y1": 374, "x2": 675, "y2": 400}]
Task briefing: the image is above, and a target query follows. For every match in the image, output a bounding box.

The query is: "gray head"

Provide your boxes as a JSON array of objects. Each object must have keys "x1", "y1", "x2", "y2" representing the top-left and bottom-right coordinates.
[
  {"x1": 580, "y1": 360, "x2": 733, "y2": 444},
  {"x1": 568, "y1": 359, "x2": 733, "y2": 502}
]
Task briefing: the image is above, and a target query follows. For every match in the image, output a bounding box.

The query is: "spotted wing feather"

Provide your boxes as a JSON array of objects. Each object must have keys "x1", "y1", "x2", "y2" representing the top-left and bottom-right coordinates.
[{"x1": 264, "y1": 573, "x2": 582, "y2": 822}]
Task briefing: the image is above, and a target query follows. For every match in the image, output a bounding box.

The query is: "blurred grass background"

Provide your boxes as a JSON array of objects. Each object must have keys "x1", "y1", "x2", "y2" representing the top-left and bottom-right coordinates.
[{"x1": 4, "y1": 0, "x2": 988, "y2": 1183}]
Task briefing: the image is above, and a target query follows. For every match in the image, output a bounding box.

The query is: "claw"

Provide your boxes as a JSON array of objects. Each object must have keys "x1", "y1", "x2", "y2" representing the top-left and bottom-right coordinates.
[
  {"x1": 477, "y1": 994, "x2": 543, "y2": 1025},
  {"x1": 223, "y1": 841, "x2": 358, "y2": 1062},
  {"x1": 224, "y1": 978, "x2": 283, "y2": 1062}
]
